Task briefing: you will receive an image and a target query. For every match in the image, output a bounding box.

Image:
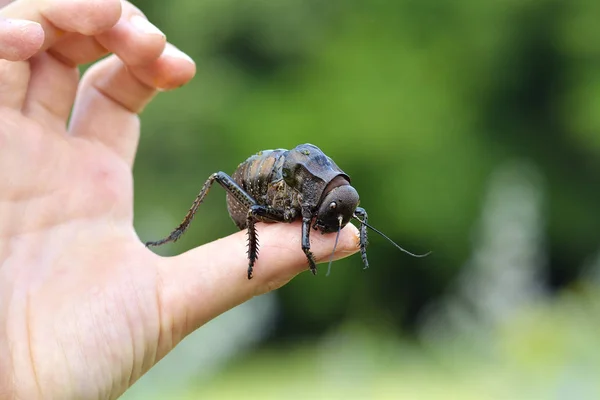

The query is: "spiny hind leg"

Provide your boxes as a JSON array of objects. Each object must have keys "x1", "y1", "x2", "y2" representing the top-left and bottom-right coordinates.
[{"x1": 245, "y1": 205, "x2": 285, "y2": 279}]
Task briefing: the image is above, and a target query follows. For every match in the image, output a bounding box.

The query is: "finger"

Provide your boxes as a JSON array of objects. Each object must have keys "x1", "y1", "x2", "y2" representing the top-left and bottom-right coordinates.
[
  {"x1": 68, "y1": 55, "x2": 150, "y2": 165},
  {"x1": 0, "y1": 60, "x2": 29, "y2": 109},
  {"x1": 0, "y1": 0, "x2": 121, "y2": 47},
  {"x1": 0, "y1": 17, "x2": 43, "y2": 110},
  {"x1": 20, "y1": 3, "x2": 168, "y2": 129},
  {"x1": 0, "y1": 18, "x2": 44, "y2": 61},
  {"x1": 50, "y1": 3, "x2": 166, "y2": 67},
  {"x1": 155, "y1": 222, "x2": 361, "y2": 336},
  {"x1": 69, "y1": 44, "x2": 195, "y2": 165},
  {"x1": 128, "y1": 43, "x2": 196, "y2": 90},
  {"x1": 95, "y1": 5, "x2": 166, "y2": 67},
  {"x1": 21, "y1": 52, "x2": 78, "y2": 131},
  {"x1": 0, "y1": 0, "x2": 121, "y2": 110}
]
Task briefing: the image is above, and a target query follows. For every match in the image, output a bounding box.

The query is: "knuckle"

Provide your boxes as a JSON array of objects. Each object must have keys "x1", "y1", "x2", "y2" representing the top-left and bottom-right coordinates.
[{"x1": 43, "y1": 0, "x2": 122, "y2": 35}]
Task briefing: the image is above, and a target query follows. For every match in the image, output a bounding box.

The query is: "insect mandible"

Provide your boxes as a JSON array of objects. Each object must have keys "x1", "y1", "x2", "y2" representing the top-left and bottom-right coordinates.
[{"x1": 145, "y1": 143, "x2": 428, "y2": 279}]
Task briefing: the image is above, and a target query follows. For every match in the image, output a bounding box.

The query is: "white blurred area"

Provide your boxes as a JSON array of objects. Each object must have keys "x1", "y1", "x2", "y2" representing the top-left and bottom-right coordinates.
[{"x1": 420, "y1": 160, "x2": 548, "y2": 345}]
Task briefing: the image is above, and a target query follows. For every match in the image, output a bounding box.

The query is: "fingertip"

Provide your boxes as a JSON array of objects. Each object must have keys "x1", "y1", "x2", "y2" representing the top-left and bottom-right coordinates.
[
  {"x1": 0, "y1": 18, "x2": 44, "y2": 61},
  {"x1": 130, "y1": 43, "x2": 196, "y2": 91},
  {"x1": 94, "y1": 4, "x2": 167, "y2": 68},
  {"x1": 156, "y1": 43, "x2": 196, "y2": 89},
  {"x1": 330, "y1": 222, "x2": 361, "y2": 261}
]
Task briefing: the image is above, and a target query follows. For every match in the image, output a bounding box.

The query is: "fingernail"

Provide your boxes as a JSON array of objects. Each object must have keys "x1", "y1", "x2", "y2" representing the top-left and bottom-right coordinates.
[
  {"x1": 162, "y1": 43, "x2": 194, "y2": 64},
  {"x1": 153, "y1": 44, "x2": 195, "y2": 91},
  {"x1": 130, "y1": 15, "x2": 165, "y2": 37}
]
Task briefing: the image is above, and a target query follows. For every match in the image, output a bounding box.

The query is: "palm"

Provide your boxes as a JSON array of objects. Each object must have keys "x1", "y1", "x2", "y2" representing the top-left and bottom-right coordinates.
[{"x1": 0, "y1": 109, "x2": 162, "y2": 398}]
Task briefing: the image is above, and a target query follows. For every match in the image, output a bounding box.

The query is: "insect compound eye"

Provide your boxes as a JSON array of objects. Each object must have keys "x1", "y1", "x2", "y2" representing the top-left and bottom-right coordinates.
[{"x1": 329, "y1": 202, "x2": 337, "y2": 209}]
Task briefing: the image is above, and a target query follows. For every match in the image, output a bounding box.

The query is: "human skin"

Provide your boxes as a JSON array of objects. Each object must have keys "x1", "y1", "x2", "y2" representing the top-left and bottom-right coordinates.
[{"x1": 0, "y1": 0, "x2": 360, "y2": 398}]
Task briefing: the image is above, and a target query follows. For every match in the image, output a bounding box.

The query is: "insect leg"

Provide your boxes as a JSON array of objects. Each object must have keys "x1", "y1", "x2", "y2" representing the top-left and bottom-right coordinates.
[
  {"x1": 301, "y1": 215, "x2": 318, "y2": 275},
  {"x1": 146, "y1": 171, "x2": 255, "y2": 247},
  {"x1": 246, "y1": 205, "x2": 285, "y2": 279},
  {"x1": 354, "y1": 207, "x2": 369, "y2": 269}
]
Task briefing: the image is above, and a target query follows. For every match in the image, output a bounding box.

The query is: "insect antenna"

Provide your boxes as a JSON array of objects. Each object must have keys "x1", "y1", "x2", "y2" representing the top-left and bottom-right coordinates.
[
  {"x1": 326, "y1": 216, "x2": 344, "y2": 277},
  {"x1": 352, "y1": 215, "x2": 431, "y2": 258}
]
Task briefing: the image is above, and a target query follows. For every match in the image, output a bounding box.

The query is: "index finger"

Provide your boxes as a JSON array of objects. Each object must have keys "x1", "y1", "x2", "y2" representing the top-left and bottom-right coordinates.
[
  {"x1": 155, "y1": 222, "x2": 361, "y2": 335},
  {"x1": 0, "y1": 0, "x2": 121, "y2": 57}
]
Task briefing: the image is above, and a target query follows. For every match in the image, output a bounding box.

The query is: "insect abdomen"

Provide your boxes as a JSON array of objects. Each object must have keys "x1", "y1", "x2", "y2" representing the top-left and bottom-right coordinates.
[{"x1": 226, "y1": 149, "x2": 286, "y2": 229}]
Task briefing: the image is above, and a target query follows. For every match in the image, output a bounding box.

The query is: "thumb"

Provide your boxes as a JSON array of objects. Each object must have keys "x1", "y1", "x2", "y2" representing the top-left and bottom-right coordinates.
[{"x1": 155, "y1": 221, "x2": 360, "y2": 335}]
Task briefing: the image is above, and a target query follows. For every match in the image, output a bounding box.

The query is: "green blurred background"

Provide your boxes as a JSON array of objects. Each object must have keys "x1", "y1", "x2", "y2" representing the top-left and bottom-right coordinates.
[{"x1": 124, "y1": 0, "x2": 600, "y2": 398}]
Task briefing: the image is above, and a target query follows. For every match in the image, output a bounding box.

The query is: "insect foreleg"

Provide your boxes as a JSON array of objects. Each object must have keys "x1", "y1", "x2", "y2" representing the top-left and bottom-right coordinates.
[
  {"x1": 145, "y1": 171, "x2": 252, "y2": 247},
  {"x1": 354, "y1": 207, "x2": 369, "y2": 269},
  {"x1": 301, "y1": 214, "x2": 318, "y2": 275}
]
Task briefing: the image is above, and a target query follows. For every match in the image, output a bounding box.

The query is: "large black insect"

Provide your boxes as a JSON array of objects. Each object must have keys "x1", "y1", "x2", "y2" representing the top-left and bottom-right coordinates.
[{"x1": 146, "y1": 143, "x2": 427, "y2": 279}]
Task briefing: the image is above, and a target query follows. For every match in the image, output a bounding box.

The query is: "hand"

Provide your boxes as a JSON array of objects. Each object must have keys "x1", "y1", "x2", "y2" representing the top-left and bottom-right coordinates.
[{"x1": 0, "y1": 0, "x2": 359, "y2": 398}]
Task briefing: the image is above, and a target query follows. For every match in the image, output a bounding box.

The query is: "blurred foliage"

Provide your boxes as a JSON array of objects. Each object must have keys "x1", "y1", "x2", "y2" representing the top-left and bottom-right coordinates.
[{"x1": 126, "y1": 0, "x2": 600, "y2": 398}]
